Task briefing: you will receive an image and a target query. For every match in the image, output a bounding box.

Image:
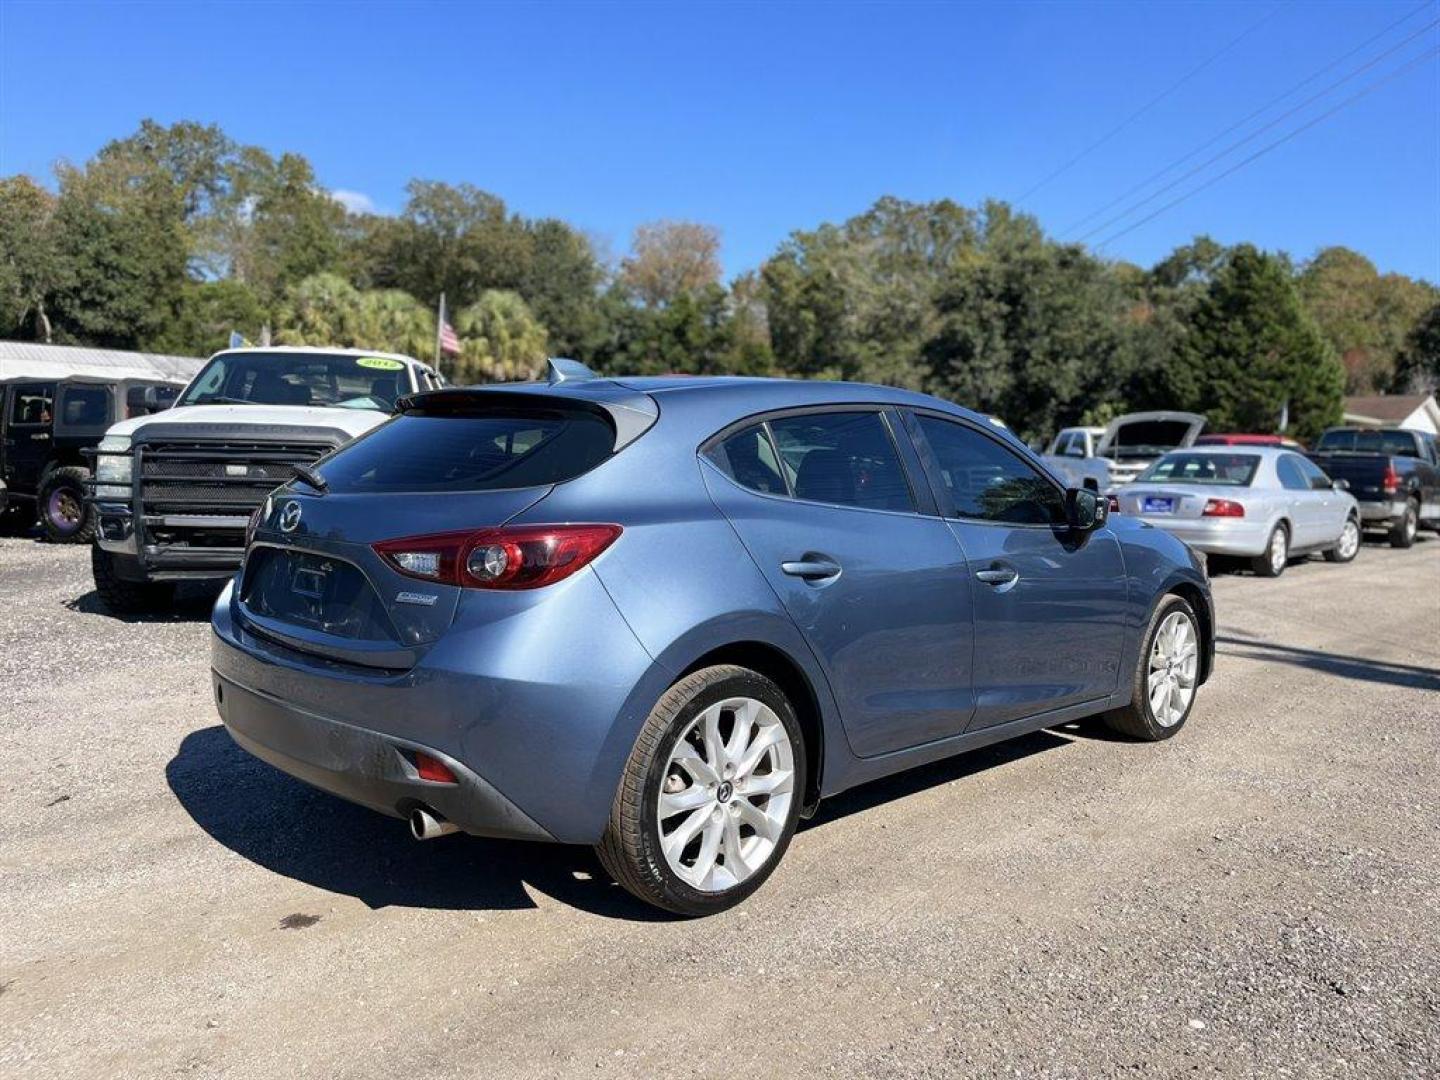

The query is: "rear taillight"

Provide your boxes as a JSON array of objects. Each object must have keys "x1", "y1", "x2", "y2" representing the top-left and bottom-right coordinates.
[
  {"x1": 1382, "y1": 464, "x2": 1400, "y2": 495},
  {"x1": 1202, "y1": 498, "x2": 1245, "y2": 518},
  {"x1": 373, "y1": 524, "x2": 622, "y2": 590},
  {"x1": 1107, "y1": 494, "x2": 1120, "y2": 513}
]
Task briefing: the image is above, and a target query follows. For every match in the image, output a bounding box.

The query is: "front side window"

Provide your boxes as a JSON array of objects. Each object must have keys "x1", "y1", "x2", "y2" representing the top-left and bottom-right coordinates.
[
  {"x1": 1295, "y1": 455, "x2": 1333, "y2": 491},
  {"x1": 7, "y1": 383, "x2": 55, "y2": 426},
  {"x1": 1141, "y1": 453, "x2": 1260, "y2": 486},
  {"x1": 766, "y1": 411, "x2": 915, "y2": 512},
  {"x1": 917, "y1": 415, "x2": 1065, "y2": 525},
  {"x1": 1276, "y1": 455, "x2": 1308, "y2": 491}
]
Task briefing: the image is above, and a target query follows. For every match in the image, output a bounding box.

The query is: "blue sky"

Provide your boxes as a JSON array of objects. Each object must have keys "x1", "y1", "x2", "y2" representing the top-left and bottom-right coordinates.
[{"x1": 1, "y1": 0, "x2": 1436, "y2": 281}]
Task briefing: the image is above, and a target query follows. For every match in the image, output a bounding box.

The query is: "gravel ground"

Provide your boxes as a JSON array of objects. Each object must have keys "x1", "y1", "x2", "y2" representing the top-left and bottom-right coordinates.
[{"x1": 1, "y1": 534, "x2": 1437, "y2": 1079}]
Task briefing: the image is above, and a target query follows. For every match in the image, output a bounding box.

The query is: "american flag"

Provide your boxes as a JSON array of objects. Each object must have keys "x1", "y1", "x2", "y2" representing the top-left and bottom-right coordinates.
[{"x1": 439, "y1": 318, "x2": 461, "y2": 355}]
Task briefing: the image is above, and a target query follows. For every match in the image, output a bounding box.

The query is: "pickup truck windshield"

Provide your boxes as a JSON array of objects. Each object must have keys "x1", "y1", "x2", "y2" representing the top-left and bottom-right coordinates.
[
  {"x1": 1314, "y1": 429, "x2": 1418, "y2": 457},
  {"x1": 179, "y1": 352, "x2": 411, "y2": 410}
]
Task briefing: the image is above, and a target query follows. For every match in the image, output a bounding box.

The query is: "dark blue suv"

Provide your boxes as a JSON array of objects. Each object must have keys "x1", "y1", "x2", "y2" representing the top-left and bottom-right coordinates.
[{"x1": 212, "y1": 365, "x2": 1214, "y2": 915}]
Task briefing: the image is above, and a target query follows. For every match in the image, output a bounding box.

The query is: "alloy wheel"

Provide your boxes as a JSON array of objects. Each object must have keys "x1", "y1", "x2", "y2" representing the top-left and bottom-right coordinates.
[
  {"x1": 1147, "y1": 610, "x2": 1198, "y2": 728},
  {"x1": 1269, "y1": 529, "x2": 1288, "y2": 575},
  {"x1": 657, "y1": 696, "x2": 795, "y2": 892},
  {"x1": 1337, "y1": 520, "x2": 1360, "y2": 560}
]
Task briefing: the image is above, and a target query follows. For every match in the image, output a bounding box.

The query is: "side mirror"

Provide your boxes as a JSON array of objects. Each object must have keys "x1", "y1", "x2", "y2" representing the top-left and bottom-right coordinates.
[
  {"x1": 143, "y1": 385, "x2": 177, "y2": 413},
  {"x1": 1065, "y1": 486, "x2": 1107, "y2": 532},
  {"x1": 1332, "y1": 478, "x2": 1349, "y2": 491}
]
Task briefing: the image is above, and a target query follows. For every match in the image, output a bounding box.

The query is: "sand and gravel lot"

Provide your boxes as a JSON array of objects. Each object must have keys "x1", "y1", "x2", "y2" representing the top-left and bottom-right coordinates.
[{"x1": 1, "y1": 535, "x2": 1437, "y2": 1079}]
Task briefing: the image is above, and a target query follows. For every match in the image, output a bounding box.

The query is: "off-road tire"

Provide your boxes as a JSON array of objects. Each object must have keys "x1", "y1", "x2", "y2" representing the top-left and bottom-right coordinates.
[
  {"x1": 1251, "y1": 524, "x2": 1288, "y2": 577},
  {"x1": 91, "y1": 544, "x2": 173, "y2": 615},
  {"x1": 1389, "y1": 498, "x2": 1419, "y2": 549},
  {"x1": 596, "y1": 664, "x2": 805, "y2": 917},
  {"x1": 38, "y1": 466, "x2": 96, "y2": 543},
  {"x1": 1103, "y1": 593, "x2": 1201, "y2": 741}
]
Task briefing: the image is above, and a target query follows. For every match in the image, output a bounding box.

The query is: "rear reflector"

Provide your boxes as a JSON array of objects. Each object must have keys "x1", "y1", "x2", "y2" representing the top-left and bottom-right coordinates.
[
  {"x1": 1202, "y1": 498, "x2": 1245, "y2": 518},
  {"x1": 374, "y1": 523, "x2": 622, "y2": 590},
  {"x1": 414, "y1": 752, "x2": 457, "y2": 784}
]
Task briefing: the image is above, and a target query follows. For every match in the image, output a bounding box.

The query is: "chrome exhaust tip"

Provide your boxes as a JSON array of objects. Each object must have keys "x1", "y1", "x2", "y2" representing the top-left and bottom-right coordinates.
[{"x1": 409, "y1": 806, "x2": 459, "y2": 841}]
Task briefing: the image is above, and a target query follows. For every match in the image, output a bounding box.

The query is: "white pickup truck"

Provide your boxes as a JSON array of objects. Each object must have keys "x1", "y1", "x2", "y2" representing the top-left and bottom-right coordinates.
[
  {"x1": 1042, "y1": 411, "x2": 1205, "y2": 491},
  {"x1": 89, "y1": 346, "x2": 442, "y2": 612}
]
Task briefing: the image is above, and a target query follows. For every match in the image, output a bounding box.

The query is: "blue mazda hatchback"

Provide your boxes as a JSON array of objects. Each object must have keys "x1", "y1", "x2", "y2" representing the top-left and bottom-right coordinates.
[{"x1": 212, "y1": 362, "x2": 1214, "y2": 915}]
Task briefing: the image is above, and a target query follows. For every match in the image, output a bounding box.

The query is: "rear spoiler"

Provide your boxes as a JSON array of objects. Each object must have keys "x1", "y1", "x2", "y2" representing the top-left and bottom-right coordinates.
[{"x1": 395, "y1": 382, "x2": 659, "y2": 450}]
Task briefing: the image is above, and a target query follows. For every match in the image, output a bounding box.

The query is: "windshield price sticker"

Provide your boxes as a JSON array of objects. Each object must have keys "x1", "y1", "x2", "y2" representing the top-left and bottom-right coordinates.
[{"x1": 356, "y1": 357, "x2": 405, "y2": 371}]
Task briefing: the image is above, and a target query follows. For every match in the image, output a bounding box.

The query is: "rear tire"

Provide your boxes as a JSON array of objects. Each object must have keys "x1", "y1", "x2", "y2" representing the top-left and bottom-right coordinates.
[
  {"x1": 1324, "y1": 516, "x2": 1361, "y2": 563},
  {"x1": 1389, "y1": 499, "x2": 1418, "y2": 549},
  {"x1": 1251, "y1": 524, "x2": 1288, "y2": 577},
  {"x1": 91, "y1": 544, "x2": 173, "y2": 615},
  {"x1": 597, "y1": 665, "x2": 805, "y2": 916},
  {"x1": 1103, "y1": 594, "x2": 1201, "y2": 741},
  {"x1": 38, "y1": 466, "x2": 95, "y2": 543}
]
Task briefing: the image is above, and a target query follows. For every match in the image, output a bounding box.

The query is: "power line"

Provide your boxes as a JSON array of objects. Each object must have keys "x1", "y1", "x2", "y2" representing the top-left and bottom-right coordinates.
[
  {"x1": 1092, "y1": 46, "x2": 1440, "y2": 252},
  {"x1": 1061, "y1": 0, "x2": 1436, "y2": 237},
  {"x1": 1073, "y1": 14, "x2": 1440, "y2": 244},
  {"x1": 1015, "y1": 5, "x2": 1280, "y2": 204}
]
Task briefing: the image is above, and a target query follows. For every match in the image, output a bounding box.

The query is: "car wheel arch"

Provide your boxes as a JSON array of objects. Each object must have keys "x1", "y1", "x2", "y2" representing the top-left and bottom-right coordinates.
[
  {"x1": 678, "y1": 640, "x2": 826, "y2": 816},
  {"x1": 1165, "y1": 581, "x2": 1213, "y2": 686}
]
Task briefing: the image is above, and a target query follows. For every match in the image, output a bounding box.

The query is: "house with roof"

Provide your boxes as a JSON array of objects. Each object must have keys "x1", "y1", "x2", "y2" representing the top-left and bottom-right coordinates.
[{"x1": 1342, "y1": 392, "x2": 1440, "y2": 435}]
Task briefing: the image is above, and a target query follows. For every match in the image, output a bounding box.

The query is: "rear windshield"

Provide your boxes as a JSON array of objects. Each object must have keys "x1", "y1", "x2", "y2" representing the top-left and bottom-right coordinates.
[
  {"x1": 316, "y1": 409, "x2": 615, "y2": 492},
  {"x1": 1314, "y1": 429, "x2": 1418, "y2": 456},
  {"x1": 1140, "y1": 453, "x2": 1259, "y2": 486}
]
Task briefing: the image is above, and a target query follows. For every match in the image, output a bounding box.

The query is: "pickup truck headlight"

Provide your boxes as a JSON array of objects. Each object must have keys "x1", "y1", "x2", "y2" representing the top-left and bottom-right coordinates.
[{"x1": 95, "y1": 435, "x2": 133, "y2": 485}]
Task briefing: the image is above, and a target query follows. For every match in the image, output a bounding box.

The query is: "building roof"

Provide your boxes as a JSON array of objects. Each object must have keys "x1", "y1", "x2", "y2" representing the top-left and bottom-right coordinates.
[
  {"x1": 1342, "y1": 393, "x2": 1435, "y2": 423},
  {"x1": 0, "y1": 341, "x2": 205, "y2": 385}
]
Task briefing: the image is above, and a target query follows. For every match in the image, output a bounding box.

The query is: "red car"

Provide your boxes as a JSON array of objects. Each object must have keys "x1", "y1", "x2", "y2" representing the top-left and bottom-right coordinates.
[{"x1": 1193, "y1": 433, "x2": 1305, "y2": 449}]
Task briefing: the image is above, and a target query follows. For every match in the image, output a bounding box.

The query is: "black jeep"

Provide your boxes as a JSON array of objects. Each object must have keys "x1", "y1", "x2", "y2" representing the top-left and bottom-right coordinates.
[{"x1": 0, "y1": 377, "x2": 177, "y2": 542}]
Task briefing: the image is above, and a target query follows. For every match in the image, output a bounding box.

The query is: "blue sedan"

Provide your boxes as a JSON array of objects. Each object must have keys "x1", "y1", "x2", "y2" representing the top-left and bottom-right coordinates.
[{"x1": 211, "y1": 364, "x2": 1215, "y2": 914}]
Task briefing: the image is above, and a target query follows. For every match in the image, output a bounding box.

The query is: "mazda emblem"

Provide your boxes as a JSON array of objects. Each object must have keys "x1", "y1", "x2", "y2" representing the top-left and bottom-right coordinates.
[{"x1": 278, "y1": 500, "x2": 302, "y2": 533}]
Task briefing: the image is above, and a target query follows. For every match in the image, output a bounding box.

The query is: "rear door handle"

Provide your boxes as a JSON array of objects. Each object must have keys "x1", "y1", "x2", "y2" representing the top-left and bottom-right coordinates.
[
  {"x1": 975, "y1": 566, "x2": 1019, "y2": 586},
  {"x1": 781, "y1": 558, "x2": 842, "y2": 581}
]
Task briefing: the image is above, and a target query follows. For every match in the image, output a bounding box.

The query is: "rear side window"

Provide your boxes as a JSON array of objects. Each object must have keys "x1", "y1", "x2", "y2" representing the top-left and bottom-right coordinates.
[
  {"x1": 706, "y1": 424, "x2": 787, "y2": 495},
  {"x1": 767, "y1": 411, "x2": 915, "y2": 512},
  {"x1": 59, "y1": 385, "x2": 112, "y2": 429},
  {"x1": 318, "y1": 409, "x2": 615, "y2": 492},
  {"x1": 917, "y1": 415, "x2": 1065, "y2": 526},
  {"x1": 1276, "y1": 455, "x2": 1308, "y2": 491}
]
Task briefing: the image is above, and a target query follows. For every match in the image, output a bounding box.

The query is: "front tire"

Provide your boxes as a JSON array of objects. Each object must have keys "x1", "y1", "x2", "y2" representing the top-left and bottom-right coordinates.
[
  {"x1": 1103, "y1": 594, "x2": 1201, "y2": 741},
  {"x1": 1252, "y1": 524, "x2": 1288, "y2": 577},
  {"x1": 91, "y1": 545, "x2": 174, "y2": 615},
  {"x1": 38, "y1": 466, "x2": 95, "y2": 543},
  {"x1": 597, "y1": 665, "x2": 805, "y2": 916},
  {"x1": 1324, "y1": 517, "x2": 1361, "y2": 563},
  {"x1": 1389, "y1": 498, "x2": 1418, "y2": 549}
]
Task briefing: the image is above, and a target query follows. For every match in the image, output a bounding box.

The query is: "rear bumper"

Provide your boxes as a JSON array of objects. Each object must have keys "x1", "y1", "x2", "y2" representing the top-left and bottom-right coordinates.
[
  {"x1": 1355, "y1": 499, "x2": 1406, "y2": 525},
  {"x1": 210, "y1": 570, "x2": 667, "y2": 845},
  {"x1": 1133, "y1": 515, "x2": 1272, "y2": 557},
  {"x1": 215, "y1": 671, "x2": 554, "y2": 841}
]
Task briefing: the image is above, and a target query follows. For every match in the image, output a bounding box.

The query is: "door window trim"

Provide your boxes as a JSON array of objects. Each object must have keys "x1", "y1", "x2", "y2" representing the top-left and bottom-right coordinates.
[
  {"x1": 699, "y1": 403, "x2": 938, "y2": 518},
  {"x1": 902, "y1": 407, "x2": 1071, "y2": 530}
]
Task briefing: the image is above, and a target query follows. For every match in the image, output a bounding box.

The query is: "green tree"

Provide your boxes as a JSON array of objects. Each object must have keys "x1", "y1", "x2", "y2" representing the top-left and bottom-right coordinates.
[
  {"x1": 0, "y1": 176, "x2": 62, "y2": 340},
  {"x1": 1393, "y1": 302, "x2": 1440, "y2": 392},
  {"x1": 274, "y1": 273, "x2": 433, "y2": 360},
  {"x1": 1174, "y1": 245, "x2": 1343, "y2": 441},
  {"x1": 1298, "y1": 247, "x2": 1439, "y2": 393},
  {"x1": 518, "y1": 219, "x2": 604, "y2": 358},
  {"x1": 452, "y1": 290, "x2": 548, "y2": 382},
  {"x1": 617, "y1": 220, "x2": 722, "y2": 308},
  {"x1": 150, "y1": 279, "x2": 268, "y2": 357}
]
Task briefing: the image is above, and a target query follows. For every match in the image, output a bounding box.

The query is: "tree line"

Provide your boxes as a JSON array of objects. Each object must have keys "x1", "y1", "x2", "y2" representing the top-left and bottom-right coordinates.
[{"x1": 2, "y1": 120, "x2": 1436, "y2": 444}]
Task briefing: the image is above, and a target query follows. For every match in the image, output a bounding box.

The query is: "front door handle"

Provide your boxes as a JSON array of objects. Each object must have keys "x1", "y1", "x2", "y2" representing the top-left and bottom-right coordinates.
[
  {"x1": 975, "y1": 566, "x2": 1019, "y2": 586},
  {"x1": 781, "y1": 558, "x2": 842, "y2": 581}
]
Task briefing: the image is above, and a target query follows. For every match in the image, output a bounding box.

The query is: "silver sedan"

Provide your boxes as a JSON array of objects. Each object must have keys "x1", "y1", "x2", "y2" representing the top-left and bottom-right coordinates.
[{"x1": 1115, "y1": 447, "x2": 1361, "y2": 577}]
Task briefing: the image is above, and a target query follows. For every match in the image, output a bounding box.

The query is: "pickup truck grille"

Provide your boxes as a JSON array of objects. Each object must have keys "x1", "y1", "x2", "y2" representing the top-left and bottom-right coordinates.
[{"x1": 138, "y1": 440, "x2": 333, "y2": 514}]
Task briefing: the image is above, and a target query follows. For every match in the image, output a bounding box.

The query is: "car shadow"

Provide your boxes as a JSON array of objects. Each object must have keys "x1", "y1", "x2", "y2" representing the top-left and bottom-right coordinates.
[
  {"x1": 166, "y1": 725, "x2": 678, "y2": 921},
  {"x1": 64, "y1": 584, "x2": 224, "y2": 624},
  {"x1": 1216, "y1": 635, "x2": 1440, "y2": 692},
  {"x1": 801, "y1": 728, "x2": 1075, "y2": 832}
]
